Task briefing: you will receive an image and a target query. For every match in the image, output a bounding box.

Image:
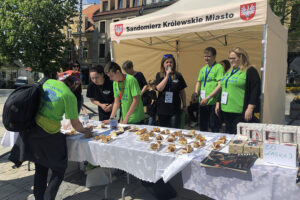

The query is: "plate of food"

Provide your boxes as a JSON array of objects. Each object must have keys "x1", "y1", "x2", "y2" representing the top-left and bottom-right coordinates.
[{"x1": 149, "y1": 142, "x2": 164, "y2": 151}]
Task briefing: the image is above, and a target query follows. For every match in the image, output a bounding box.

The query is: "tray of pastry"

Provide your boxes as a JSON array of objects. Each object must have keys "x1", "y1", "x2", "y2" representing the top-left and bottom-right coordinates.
[
  {"x1": 149, "y1": 141, "x2": 164, "y2": 151},
  {"x1": 206, "y1": 136, "x2": 228, "y2": 151},
  {"x1": 94, "y1": 134, "x2": 115, "y2": 143}
]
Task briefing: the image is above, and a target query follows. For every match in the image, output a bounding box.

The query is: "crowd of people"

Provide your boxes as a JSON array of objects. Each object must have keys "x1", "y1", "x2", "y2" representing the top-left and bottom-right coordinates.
[{"x1": 9, "y1": 46, "x2": 261, "y2": 200}]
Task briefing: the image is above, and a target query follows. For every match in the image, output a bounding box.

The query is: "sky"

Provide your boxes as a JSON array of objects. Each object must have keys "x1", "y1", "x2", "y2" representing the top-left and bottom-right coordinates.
[{"x1": 82, "y1": 0, "x2": 99, "y2": 5}]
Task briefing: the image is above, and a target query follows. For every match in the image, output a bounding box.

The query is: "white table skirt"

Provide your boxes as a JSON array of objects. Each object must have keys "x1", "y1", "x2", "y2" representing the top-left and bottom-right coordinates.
[
  {"x1": 182, "y1": 149, "x2": 300, "y2": 200},
  {"x1": 1, "y1": 124, "x2": 231, "y2": 183}
]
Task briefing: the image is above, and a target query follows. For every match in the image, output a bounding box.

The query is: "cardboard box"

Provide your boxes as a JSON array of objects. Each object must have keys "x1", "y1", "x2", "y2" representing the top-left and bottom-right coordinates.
[
  {"x1": 279, "y1": 126, "x2": 298, "y2": 144},
  {"x1": 237, "y1": 123, "x2": 249, "y2": 136},
  {"x1": 228, "y1": 140, "x2": 246, "y2": 154},
  {"x1": 243, "y1": 141, "x2": 262, "y2": 157},
  {"x1": 246, "y1": 124, "x2": 266, "y2": 142},
  {"x1": 263, "y1": 124, "x2": 281, "y2": 143}
]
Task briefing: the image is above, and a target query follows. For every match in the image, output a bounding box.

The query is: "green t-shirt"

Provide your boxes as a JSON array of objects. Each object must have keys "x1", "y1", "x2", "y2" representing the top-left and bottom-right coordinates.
[
  {"x1": 36, "y1": 79, "x2": 78, "y2": 133},
  {"x1": 113, "y1": 74, "x2": 145, "y2": 124},
  {"x1": 220, "y1": 69, "x2": 246, "y2": 113},
  {"x1": 197, "y1": 63, "x2": 224, "y2": 105}
]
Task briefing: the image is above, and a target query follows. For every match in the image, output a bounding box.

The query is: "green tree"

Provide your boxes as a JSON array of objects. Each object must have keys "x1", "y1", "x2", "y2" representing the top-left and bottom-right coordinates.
[
  {"x1": 0, "y1": 0, "x2": 78, "y2": 77},
  {"x1": 269, "y1": 0, "x2": 300, "y2": 33}
]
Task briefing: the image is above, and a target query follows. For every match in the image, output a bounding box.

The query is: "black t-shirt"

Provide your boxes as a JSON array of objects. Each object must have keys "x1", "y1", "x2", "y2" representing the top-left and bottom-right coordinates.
[
  {"x1": 155, "y1": 72, "x2": 187, "y2": 116},
  {"x1": 146, "y1": 90, "x2": 157, "y2": 116},
  {"x1": 86, "y1": 77, "x2": 114, "y2": 113},
  {"x1": 134, "y1": 72, "x2": 147, "y2": 90}
]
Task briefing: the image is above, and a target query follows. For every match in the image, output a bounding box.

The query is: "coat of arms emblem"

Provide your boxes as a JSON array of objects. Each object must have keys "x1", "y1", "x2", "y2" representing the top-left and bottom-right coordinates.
[
  {"x1": 115, "y1": 24, "x2": 123, "y2": 37},
  {"x1": 240, "y1": 2, "x2": 256, "y2": 21}
]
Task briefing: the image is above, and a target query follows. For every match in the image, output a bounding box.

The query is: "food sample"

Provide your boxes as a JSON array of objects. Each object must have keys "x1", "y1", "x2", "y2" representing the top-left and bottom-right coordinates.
[
  {"x1": 118, "y1": 126, "x2": 124, "y2": 132},
  {"x1": 110, "y1": 130, "x2": 117, "y2": 137},
  {"x1": 217, "y1": 136, "x2": 226, "y2": 144},
  {"x1": 156, "y1": 134, "x2": 164, "y2": 141},
  {"x1": 212, "y1": 141, "x2": 221, "y2": 150},
  {"x1": 173, "y1": 131, "x2": 182, "y2": 137},
  {"x1": 129, "y1": 126, "x2": 139, "y2": 132},
  {"x1": 195, "y1": 134, "x2": 206, "y2": 142},
  {"x1": 97, "y1": 123, "x2": 108, "y2": 129},
  {"x1": 168, "y1": 144, "x2": 176, "y2": 152},
  {"x1": 167, "y1": 136, "x2": 175, "y2": 142},
  {"x1": 150, "y1": 142, "x2": 161, "y2": 150},
  {"x1": 140, "y1": 133, "x2": 150, "y2": 141},
  {"x1": 99, "y1": 134, "x2": 105, "y2": 140},
  {"x1": 200, "y1": 140, "x2": 205, "y2": 147},
  {"x1": 123, "y1": 126, "x2": 131, "y2": 131},
  {"x1": 149, "y1": 131, "x2": 155, "y2": 137},
  {"x1": 94, "y1": 135, "x2": 100, "y2": 140},
  {"x1": 182, "y1": 145, "x2": 193, "y2": 154},
  {"x1": 185, "y1": 130, "x2": 195, "y2": 137},
  {"x1": 179, "y1": 137, "x2": 187, "y2": 145},
  {"x1": 101, "y1": 135, "x2": 112, "y2": 143},
  {"x1": 136, "y1": 128, "x2": 147, "y2": 135},
  {"x1": 65, "y1": 128, "x2": 77, "y2": 136},
  {"x1": 160, "y1": 130, "x2": 166, "y2": 135},
  {"x1": 166, "y1": 129, "x2": 170, "y2": 135},
  {"x1": 152, "y1": 127, "x2": 160, "y2": 132},
  {"x1": 193, "y1": 141, "x2": 200, "y2": 148}
]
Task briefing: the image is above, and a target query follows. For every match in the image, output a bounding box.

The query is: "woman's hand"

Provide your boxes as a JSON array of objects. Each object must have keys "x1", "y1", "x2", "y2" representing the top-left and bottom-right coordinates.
[
  {"x1": 215, "y1": 102, "x2": 220, "y2": 117},
  {"x1": 244, "y1": 107, "x2": 253, "y2": 122}
]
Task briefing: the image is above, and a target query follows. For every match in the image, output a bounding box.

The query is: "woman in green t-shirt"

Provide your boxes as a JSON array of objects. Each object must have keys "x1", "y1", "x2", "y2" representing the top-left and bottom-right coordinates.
[{"x1": 215, "y1": 47, "x2": 261, "y2": 134}]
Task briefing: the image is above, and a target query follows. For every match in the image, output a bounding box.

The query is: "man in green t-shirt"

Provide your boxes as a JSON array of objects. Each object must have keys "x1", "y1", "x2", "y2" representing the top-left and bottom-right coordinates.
[
  {"x1": 194, "y1": 47, "x2": 224, "y2": 132},
  {"x1": 105, "y1": 62, "x2": 145, "y2": 124}
]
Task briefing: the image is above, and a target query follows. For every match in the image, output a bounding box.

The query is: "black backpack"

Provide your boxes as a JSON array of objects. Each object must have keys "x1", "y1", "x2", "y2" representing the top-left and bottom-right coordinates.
[
  {"x1": 2, "y1": 77, "x2": 48, "y2": 132},
  {"x1": 142, "y1": 90, "x2": 152, "y2": 106}
]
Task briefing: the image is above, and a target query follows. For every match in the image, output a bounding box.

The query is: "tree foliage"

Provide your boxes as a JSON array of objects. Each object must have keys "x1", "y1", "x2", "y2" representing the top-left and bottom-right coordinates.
[
  {"x1": 269, "y1": 0, "x2": 300, "y2": 33},
  {"x1": 0, "y1": 0, "x2": 78, "y2": 76}
]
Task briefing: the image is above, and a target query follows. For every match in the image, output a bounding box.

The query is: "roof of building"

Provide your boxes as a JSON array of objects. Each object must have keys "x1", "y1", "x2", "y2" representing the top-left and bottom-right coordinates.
[{"x1": 83, "y1": 4, "x2": 100, "y2": 23}]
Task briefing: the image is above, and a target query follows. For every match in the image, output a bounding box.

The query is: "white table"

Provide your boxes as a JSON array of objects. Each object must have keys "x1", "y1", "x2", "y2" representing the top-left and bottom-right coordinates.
[
  {"x1": 181, "y1": 148, "x2": 300, "y2": 200},
  {"x1": 1, "y1": 124, "x2": 229, "y2": 183}
]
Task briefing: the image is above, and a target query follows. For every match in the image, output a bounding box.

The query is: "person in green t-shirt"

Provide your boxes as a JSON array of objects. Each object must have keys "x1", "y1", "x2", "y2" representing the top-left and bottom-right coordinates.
[
  {"x1": 194, "y1": 47, "x2": 224, "y2": 132},
  {"x1": 104, "y1": 62, "x2": 145, "y2": 124},
  {"x1": 215, "y1": 47, "x2": 261, "y2": 134},
  {"x1": 10, "y1": 75, "x2": 93, "y2": 200}
]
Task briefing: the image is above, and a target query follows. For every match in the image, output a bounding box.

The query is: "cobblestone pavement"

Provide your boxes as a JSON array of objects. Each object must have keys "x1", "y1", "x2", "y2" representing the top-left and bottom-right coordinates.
[{"x1": 0, "y1": 89, "x2": 208, "y2": 200}]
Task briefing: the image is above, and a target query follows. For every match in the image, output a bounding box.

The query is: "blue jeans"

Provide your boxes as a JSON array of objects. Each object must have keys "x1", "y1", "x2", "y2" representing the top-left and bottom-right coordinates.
[
  {"x1": 148, "y1": 117, "x2": 154, "y2": 125},
  {"x1": 158, "y1": 112, "x2": 181, "y2": 129}
]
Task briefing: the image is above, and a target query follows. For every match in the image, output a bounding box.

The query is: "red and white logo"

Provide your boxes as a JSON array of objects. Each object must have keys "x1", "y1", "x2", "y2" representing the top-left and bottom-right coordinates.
[
  {"x1": 115, "y1": 24, "x2": 123, "y2": 37},
  {"x1": 240, "y1": 2, "x2": 256, "y2": 21}
]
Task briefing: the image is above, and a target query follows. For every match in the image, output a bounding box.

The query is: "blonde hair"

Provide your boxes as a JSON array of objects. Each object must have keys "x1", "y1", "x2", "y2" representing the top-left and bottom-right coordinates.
[{"x1": 229, "y1": 47, "x2": 250, "y2": 71}]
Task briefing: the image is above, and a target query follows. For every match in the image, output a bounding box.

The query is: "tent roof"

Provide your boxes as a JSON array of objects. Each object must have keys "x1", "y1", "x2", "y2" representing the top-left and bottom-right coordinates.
[{"x1": 110, "y1": 0, "x2": 268, "y2": 41}]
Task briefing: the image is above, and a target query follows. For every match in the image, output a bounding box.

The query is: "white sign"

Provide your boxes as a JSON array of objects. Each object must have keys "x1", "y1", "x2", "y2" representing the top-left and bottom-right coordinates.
[{"x1": 263, "y1": 143, "x2": 296, "y2": 168}]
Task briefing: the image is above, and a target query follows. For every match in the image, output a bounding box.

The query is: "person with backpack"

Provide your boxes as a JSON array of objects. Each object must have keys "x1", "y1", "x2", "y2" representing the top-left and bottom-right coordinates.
[
  {"x1": 9, "y1": 75, "x2": 93, "y2": 200},
  {"x1": 146, "y1": 80, "x2": 157, "y2": 125}
]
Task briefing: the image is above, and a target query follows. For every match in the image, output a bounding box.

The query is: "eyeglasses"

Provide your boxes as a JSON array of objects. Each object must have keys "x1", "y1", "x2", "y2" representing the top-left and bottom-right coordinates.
[{"x1": 163, "y1": 54, "x2": 174, "y2": 58}]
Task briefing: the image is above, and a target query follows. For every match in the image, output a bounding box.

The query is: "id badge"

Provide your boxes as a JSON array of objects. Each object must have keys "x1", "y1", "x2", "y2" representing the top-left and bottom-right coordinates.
[
  {"x1": 165, "y1": 91, "x2": 173, "y2": 103},
  {"x1": 200, "y1": 90, "x2": 206, "y2": 99},
  {"x1": 221, "y1": 92, "x2": 228, "y2": 104}
]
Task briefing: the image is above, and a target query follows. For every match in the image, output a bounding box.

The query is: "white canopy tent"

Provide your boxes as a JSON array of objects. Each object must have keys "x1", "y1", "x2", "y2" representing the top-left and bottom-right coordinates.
[{"x1": 110, "y1": 0, "x2": 287, "y2": 124}]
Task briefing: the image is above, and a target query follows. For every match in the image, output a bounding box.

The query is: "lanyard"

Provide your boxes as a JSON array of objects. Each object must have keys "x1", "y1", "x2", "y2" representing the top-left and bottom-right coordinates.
[
  {"x1": 225, "y1": 68, "x2": 240, "y2": 88},
  {"x1": 203, "y1": 62, "x2": 216, "y2": 87},
  {"x1": 118, "y1": 74, "x2": 126, "y2": 105}
]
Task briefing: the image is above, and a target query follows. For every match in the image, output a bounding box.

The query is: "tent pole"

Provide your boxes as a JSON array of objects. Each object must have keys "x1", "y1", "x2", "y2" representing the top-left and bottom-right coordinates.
[
  {"x1": 260, "y1": 24, "x2": 268, "y2": 123},
  {"x1": 110, "y1": 40, "x2": 115, "y2": 62}
]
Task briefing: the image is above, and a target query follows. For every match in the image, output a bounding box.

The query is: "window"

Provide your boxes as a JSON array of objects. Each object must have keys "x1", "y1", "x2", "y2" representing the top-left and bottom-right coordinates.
[
  {"x1": 152, "y1": 0, "x2": 156, "y2": 3},
  {"x1": 103, "y1": 1, "x2": 108, "y2": 11},
  {"x1": 2, "y1": 72, "x2": 6, "y2": 79},
  {"x1": 67, "y1": 48, "x2": 72, "y2": 61},
  {"x1": 118, "y1": 0, "x2": 124, "y2": 8},
  {"x1": 67, "y1": 28, "x2": 72, "y2": 38},
  {"x1": 12, "y1": 72, "x2": 17, "y2": 79},
  {"x1": 99, "y1": 44, "x2": 105, "y2": 58},
  {"x1": 83, "y1": 48, "x2": 88, "y2": 59},
  {"x1": 134, "y1": 0, "x2": 140, "y2": 7},
  {"x1": 100, "y1": 21, "x2": 105, "y2": 33}
]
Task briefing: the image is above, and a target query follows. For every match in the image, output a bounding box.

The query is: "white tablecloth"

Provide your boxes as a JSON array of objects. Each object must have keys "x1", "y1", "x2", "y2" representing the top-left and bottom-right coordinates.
[
  {"x1": 182, "y1": 148, "x2": 300, "y2": 200},
  {"x1": 1, "y1": 124, "x2": 229, "y2": 183}
]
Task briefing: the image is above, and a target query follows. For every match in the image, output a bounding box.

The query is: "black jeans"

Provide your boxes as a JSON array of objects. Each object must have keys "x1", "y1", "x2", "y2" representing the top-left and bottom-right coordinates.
[
  {"x1": 199, "y1": 105, "x2": 221, "y2": 132},
  {"x1": 98, "y1": 108, "x2": 111, "y2": 121},
  {"x1": 188, "y1": 103, "x2": 199, "y2": 122},
  {"x1": 158, "y1": 112, "x2": 181, "y2": 129},
  {"x1": 222, "y1": 112, "x2": 244, "y2": 134},
  {"x1": 34, "y1": 163, "x2": 65, "y2": 200}
]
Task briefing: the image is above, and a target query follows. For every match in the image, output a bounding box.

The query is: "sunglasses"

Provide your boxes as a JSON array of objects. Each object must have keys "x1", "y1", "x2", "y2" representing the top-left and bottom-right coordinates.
[{"x1": 163, "y1": 54, "x2": 174, "y2": 58}]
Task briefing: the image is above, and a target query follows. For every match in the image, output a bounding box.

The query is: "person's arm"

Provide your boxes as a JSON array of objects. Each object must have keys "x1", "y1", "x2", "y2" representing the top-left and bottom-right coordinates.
[
  {"x1": 195, "y1": 81, "x2": 201, "y2": 95},
  {"x1": 156, "y1": 70, "x2": 171, "y2": 92},
  {"x1": 110, "y1": 97, "x2": 119, "y2": 119},
  {"x1": 89, "y1": 98, "x2": 106, "y2": 110},
  {"x1": 70, "y1": 119, "x2": 93, "y2": 136},
  {"x1": 141, "y1": 85, "x2": 148, "y2": 95},
  {"x1": 200, "y1": 81, "x2": 221, "y2": 106},
  {"x1": 179, "y1": 89, "x2": 187, "y2": 112},
  {"x1": 122, "y1": 96, "x2": 139, "y2": 124}
]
